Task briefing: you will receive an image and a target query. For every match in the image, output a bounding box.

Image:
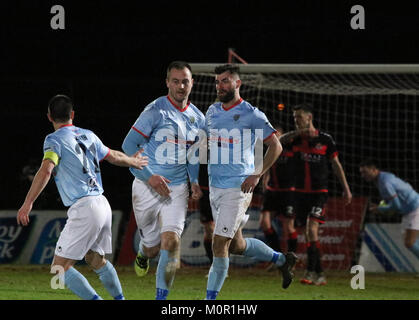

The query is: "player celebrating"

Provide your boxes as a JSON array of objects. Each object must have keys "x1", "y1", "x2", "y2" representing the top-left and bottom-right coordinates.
[
  {"x1": 261, "y1": 126, "x2": 297, "y2": 258},
  {"x1": 122, "y1": 61, "x2": 205, "y2": 300},
  {"x1": 204, "y1": 64, "x2": 297, "y2": 300},
  {"x1": 17, "y1": 94, "x2": 148, "y2": 300},
  {"x1": 360, "y1": 159, "x2": 419, "y2": 259},
  {"x1": 280, "y1": 103, "x2": 352, "y2": 286}
]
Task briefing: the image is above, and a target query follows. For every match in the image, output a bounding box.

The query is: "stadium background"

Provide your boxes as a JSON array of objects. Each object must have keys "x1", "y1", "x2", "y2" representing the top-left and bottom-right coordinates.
[{"x1": 1, "y1": 1, "x2": 419, "y2": 273}]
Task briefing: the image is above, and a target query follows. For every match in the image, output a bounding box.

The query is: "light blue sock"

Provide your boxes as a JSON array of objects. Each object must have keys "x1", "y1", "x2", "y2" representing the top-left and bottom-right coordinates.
[
  {"x1": 94, "y1": 261, "x2": 124, "y2": 300},
  {"x1": 408, "y1": 238, "x2": 419, "y2": 259},
  {"x1": 206, "y1": 257, "x2": 229, "y2": 300},
  {"x1": 156, "y1": 250, "x2": 170, "y2": 300},
  {"x1": 243, "y1": 238, "x2": 286, "y2": 266},
  {"x1": 64, "y1": 267, "x2": 102, "y2": 300}
]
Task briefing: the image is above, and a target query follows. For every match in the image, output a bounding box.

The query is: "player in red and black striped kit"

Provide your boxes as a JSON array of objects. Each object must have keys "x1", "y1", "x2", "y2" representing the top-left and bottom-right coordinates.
[
  {"x1": 280, "y1": 104, "x2": 352, "y2": 286},
  {"x1": 261, "y1": 127, "x2": 298, "y2": 258}
]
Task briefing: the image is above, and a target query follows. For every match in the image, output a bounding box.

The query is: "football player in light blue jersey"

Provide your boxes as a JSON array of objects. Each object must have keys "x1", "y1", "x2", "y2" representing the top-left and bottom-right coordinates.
[
  {"x1": 360, "y1": 159, "x2": 419, "y2": 259},
  {"x1": 17, "y1": 95, "x2": 148, "y2": 300},
  {"x1": 122, "y1": 61, "x2": 205, "y2": 300},
  {"x1": 204, "y1": 64, "x2": 298, "y2": 300}
]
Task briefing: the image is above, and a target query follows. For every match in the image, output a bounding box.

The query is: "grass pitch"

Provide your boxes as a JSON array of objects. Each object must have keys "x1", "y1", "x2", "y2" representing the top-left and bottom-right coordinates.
[{"x1": 0, "y1": 264, "x2": 417, "y2": 300}]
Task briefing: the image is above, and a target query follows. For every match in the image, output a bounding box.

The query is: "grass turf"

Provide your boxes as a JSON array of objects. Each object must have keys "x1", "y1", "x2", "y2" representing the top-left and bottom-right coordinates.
[{"x1": 0, "y1": 264, "x2": 418, "y2": 300}]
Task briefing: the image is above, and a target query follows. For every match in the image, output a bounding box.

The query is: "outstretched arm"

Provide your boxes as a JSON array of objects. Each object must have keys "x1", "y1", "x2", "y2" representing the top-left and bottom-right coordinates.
[
  {"x1": 105, "y1": 149, "x2": 148, "y2": 170},
  {"x1": 17, "y1": 159, "x2": 55, "y2": 226}
]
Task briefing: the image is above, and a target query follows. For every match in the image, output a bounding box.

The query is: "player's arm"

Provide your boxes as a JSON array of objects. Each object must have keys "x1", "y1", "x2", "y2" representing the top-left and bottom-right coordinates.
[
  {"x1": 122, "y1": 128, "x2": 155, "y2": 181},
  {"x1": 122, "y1": 127, "x2": 171, "y2": 197},
  {"x1": 330, "y1": 156, "x2": 352, "y2": 205},
  {"x1": 242, "y1": 134, "x2": 282, "y2": 193},
  {"x1": 17, "y1": 159, "x2": 55, "y2": 226},
  {"x1": 105, "y1": 149, "x2": 148, "y2": 170},
  {"x1": 374, "y1": 181, "x2": 400, "y2": 213},
  {"x1": 375, "y1": 195, "x2": 401, "y2": 213},
  {"x1": 187, "y1": 161, "x2": 202, "y2": 200},
  {"x1": 187, "y1": 128, "x2": 207, "y2": 200}
]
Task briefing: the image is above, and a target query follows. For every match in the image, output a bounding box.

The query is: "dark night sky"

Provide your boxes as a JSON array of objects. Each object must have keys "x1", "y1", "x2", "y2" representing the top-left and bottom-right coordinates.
[{"x1": 2, "y1": 1, "x2": 419, "y2": 209}]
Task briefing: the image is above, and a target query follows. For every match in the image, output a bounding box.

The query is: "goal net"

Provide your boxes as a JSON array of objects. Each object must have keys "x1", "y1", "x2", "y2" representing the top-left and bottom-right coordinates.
[{"x1": 181, "y1": 63, "x2": 419, "y2": 270}]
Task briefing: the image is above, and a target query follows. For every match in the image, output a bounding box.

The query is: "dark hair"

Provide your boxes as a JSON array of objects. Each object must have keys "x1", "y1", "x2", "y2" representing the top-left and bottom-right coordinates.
[
  {"x1": 166, "y1": 61, "x2": 192, "y2": 78},
  {"x1": 48, "y1": 94, "x2": 73, "y2": 122},
  {"x1": 359, "y1": 158, "x2": 379, "y2": 168},
  {"x1": 214, "y1": 64, "x2": 240, "y2": 77},
  {"x1": 292, "y1": 103, "x2": 313, "y2": 114}
]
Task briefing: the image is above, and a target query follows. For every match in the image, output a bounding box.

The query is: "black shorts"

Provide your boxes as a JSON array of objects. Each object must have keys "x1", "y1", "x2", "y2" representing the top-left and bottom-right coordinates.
[
  {"x1": 262, "y1": 190, "x2": 295, "y2": 218},
  {"x1": 199, "y1": 189, "x2": 213, "y2": 224},
  {"x1": 293, "y1": 192, "x2": 328, "y2": 227}
]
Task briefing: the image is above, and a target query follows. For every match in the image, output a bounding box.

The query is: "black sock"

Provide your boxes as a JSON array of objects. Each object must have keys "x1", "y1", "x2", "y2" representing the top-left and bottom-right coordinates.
[
  {"x1": 306, "y1": 243, "x2": 318, "y2": 272},
  {"x1": 314, "y1": 242, "x2": 323, "y2": 273},
  {"x1": 287, "y1": 231, "x2": 298, "y2": 252},
  {"x1": 203, "y1": 239, "x2": 213, "y2": 264},
  {"x1": 264, "y1": 228, "x2": 281, "y2": 252}
]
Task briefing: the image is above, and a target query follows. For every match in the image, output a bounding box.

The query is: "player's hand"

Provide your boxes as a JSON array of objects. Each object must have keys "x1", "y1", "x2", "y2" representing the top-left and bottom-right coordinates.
[
  {"x1": 148, "y1": 175, "x2": 171, "y2": 197},
  {"x1": 190, "y1": 183, "x2": 203, "y2": 200},
  {"x1": 343, "y1": 189, "x2": 352, "y2": 205},
  {"x1": 17, "y1": 202, "x2": 32, "y2": 226},
  {"x1": 241, "y1": 175, "x2": 260, "y2": 193},
  {"x1": 132, "y1": 149, "x2": 148, "y2": 170}
]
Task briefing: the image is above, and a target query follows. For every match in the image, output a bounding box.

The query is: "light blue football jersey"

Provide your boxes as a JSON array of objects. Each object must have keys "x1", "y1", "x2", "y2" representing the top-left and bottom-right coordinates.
[
  {"x1": 378, "y1": 171, "x2": 419, "y2": 215},
  {"x1": 206, "y1": 98, "x2": 276, "y2": 188},
  {"x1": 127, "y1": 96, "x2": 206, "y2": 185},
  {"x1": 43, "y1": 124, "x2": 110, "y2": 207}
]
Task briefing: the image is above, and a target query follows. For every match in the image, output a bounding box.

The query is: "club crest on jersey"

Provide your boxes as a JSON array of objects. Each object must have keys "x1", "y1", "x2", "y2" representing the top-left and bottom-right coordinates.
[
  {"x1": 315, "y1": 143, "x2": 324, "y2": 149},
  {"x1": 189, "y1": 116, "x2": 195, "y2": 124},
  {"x1": 233, "y1": 114, "x2": 240, "y2": 121}
]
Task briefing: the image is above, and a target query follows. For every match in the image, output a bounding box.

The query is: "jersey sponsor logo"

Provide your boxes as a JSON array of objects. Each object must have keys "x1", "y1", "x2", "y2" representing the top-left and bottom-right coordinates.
[{"x1": 300, "y1": 153, "x2": 322, "y2": 163}]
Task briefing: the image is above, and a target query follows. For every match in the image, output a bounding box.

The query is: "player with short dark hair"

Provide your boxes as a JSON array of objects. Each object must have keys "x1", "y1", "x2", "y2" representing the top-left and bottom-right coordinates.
[
  {"x1": 204, "y1": 64, "x2": 297, "y2": 300},
  {"x1": 122, "y1": 61, "x2": 205, "y2": 300},
  {"x1": 17, "y1": 94, "x2": 148, "y2": 300},
  {"x1": 360, "y1": 159, "x2": 419, "y2": 259},
  {"x1": 280, "y1": 103, "x2": 352, "y2": 285}
]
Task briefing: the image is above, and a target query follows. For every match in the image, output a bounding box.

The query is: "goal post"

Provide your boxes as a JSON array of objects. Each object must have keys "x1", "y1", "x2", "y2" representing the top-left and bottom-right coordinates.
[{"x1": 179, "y1": 63, "x2": 419, "y2": 270}]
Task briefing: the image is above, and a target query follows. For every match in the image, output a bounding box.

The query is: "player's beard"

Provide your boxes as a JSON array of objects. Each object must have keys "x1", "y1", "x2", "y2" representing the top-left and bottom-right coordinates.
[
  {"x1": 217, "y1": 89, "x2": 235, "y2": 103},
  {"x1": 172, "y1": 90, "x2": 188, "y2": 105}
]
